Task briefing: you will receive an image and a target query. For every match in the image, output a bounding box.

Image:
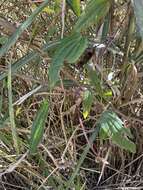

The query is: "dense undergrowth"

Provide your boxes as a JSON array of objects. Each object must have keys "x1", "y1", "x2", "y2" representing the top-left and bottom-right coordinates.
[{"x1": 0, "y1": 0, "x2": 143, "y2": 189}]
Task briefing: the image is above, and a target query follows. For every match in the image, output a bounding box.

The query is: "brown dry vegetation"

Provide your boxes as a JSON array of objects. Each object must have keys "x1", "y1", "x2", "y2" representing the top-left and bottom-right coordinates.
[{"x1": 0, "y1": 0, "x2": 143, "y2": 190}]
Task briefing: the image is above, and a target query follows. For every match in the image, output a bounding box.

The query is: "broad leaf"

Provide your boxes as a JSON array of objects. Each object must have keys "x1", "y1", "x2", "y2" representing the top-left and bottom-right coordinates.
[
  {"x1": 74, "y1": 0, "x2": 111, "y2": 32},
  {"x1": 98, "y1": 110, "x2": 136, "y2": 153},
  {"x1": 66, "y1": 0, "x2": 81, "y2": 16},
  {"x1": 29, "y1": 100, "x2": 49, "y2": 154},
  {"x1": 132, "y1": 0, "x2": 143, "y2": 40},
  {"x1": 99, "y1": 111, "x2": 123, "y2": 137},
  {"x1": 112, "y1": 133, "x2": 136, "y2": 153},
  {"x1": 49, "y1": 33, "x2": 88, "y2": 88}
]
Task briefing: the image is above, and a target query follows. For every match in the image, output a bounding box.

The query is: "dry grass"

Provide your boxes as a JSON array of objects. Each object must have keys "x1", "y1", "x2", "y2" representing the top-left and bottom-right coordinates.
[{"x1": 0, "y1": 0, "x2": 143, "y2": 190}]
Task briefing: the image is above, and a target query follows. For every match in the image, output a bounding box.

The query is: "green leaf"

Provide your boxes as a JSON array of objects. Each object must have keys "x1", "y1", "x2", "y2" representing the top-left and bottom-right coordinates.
[
  {"x1": 0, "y1": 42, "x2": 59, "y2": 81},
  {"x1": 66, "y1": 0, "x2": 81, "y2": 16},
  {"x1": 0, "y1": 0, "x2": 49, "y2": 57},
  {"x1": 112, "y1": 133, "x2": 136, "y2": 153},
  {"x1": 55, "y1": 79, "x2": 78, "y2": 88},
  {"x1": 99, "y1": 125, "x2": 109, "y2": 140},
  {"x1": 86, "y1": 65, "x2": 103, "y2": 97},
  {"x1": 99, "y1": 111, "x2": 123, "y2": 135},
  {"x1": 103, "y1": 90, "x2": 112, "y2": 97},
  {"x1": 32, "y1": 3, "x2": 55, "y2": 14},
  {"x1": 101, "y1": 13, "x2": 110, "y2": 41},
  {"x1": 74, "y1": 0, "x2": 111, "y2": 32},
  {"x1": 66, "y1": 37, "x2": 87, "y2": 63},
  {"x1": 29, "y1": 100, "x2": 49, "y2": 154},
  {"x1": 122, "y1": 127, "x2": 134, "y2": 139},
  {"x1": 132, "y1": 0, "x2": 143, "y2": 40},
  {"x1": 82, "y1": 90, "x2": 93, "y2": 119},
  {"x1": 99, "y1": 116, "x2": 122, "y2": 138},
  {"x1": 98, "y1": 110, "x2": 136, "y2": 153},
  {"x1": 49, "y1": 33, "x2": 88, "y2": 88}
]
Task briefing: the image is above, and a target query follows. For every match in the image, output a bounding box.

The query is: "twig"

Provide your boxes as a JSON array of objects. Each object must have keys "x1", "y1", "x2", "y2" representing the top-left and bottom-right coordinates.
[
  {"x1": 40, "y1": 144, "x2": 59, "y2": 168},
  {"x1": 113, "y1": 108, "x2": 143, "y2": 124},
  {"x1": 13, "y1": 85, "x2": 42, "y2": 106},
  {"x1": 0, "y1": 151, "x2": 28, "y2": 177},
  {"x1": 61, "y1": 126, "x2": 78, "y2": 160},
  {"x1": 97, "y1": 148, "x2": 111, "y2": 186},
  {"x1": 119, "y1": 98, "x2": 143, "y2": 108},
  {"x1": 79, "y1": 117, "x2": 97, "y2": 156},
  {"x1": 101, "y1": 153, "x2": 143, "y2": 185},
  {"x1": 37, "y1": 167, "x2": 58, "y2": 190}
]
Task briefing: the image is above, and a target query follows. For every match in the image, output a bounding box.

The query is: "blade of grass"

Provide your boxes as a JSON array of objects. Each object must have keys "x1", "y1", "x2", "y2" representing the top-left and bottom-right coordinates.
[
  {"x1": 65, "y1": 124, "x2": 100, "y2": 189},
  {"x1": 0, "y1": 0, "x2": 49, "y2": 57},
  {"x1": 29, "y1": 100, "x2": 49, "y2": 154},
  {"x1": 0, "y1": 41, "x2": 59, "y2": 81},
  {"x1": 7, "y1": 56, "x2": 19, "y2": 154}
]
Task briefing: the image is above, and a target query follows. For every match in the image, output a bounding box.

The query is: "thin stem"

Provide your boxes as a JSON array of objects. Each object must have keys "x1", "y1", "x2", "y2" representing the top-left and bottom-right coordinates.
[
  {"x1": 61, "y1": 0, "x2": 66, "y2": 38},
  {"x1": 7, "y1": 56, "x2": 19, "y2": 154}
]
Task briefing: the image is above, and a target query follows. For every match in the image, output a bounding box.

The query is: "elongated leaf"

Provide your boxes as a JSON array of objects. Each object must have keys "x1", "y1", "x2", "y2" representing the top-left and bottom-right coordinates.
[
  {"x1": 86, "y1": 65, "x2": 103, "y2": 97},
  {"x1": 49, "y1": 33, "x2": 88, "y2": 88},
  {"x1": 82, "y1": 90, "x2": 93, "y2": 119},
  {"x1": 0, "y1": 0, "x2": 49, "y2": 57},
  {"x1": 66, "y1": 36, "x2": 87, "y2": 63},
  {"x1": 66, "y1": 0, "x2": 81, "y2": 16},
  {"x1": 32, "y1": 3, "x2": 55, "y2": 14},
  {"x1": 101, "y1": 13, "x2": 110, "y2": 41},
  {"x1": 132, "y1": 0, "x2": 143, "y2": 40},
  {"x1": 29, "y1": 100, "x2": 49, "y2": 154},
  {"x1": 0, "y1": 42, "x2": 59, "y2": 81},
  {"x1": 74, "y1": 0, "x2": 111, "y2": 32}
]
